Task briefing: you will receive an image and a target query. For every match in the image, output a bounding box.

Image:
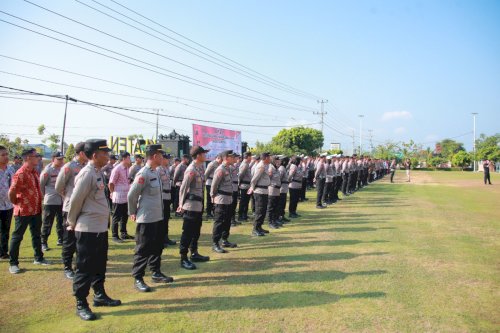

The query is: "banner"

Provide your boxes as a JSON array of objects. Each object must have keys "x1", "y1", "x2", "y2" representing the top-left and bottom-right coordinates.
[{"x1": 192, "y1": 124, "x2": 241, "y2": 161}]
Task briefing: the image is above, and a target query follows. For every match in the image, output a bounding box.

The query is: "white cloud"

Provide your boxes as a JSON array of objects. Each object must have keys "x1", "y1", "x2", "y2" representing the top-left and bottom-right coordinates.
[
  {"x1": 394, "y1": 127, "x2": 406, "y2": 134},
  {"x1": 381, "y1": 111, "x2": 413, "y2": 122}
]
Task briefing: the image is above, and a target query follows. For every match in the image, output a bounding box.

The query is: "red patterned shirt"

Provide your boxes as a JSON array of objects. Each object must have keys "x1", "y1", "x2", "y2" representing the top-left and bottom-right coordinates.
[{"x1": 10, "y1": 164, "x2": 42, "y2": 216}]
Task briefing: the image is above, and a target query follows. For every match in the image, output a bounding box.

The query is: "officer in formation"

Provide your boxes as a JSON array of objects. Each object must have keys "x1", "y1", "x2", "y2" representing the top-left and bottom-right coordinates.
[
  {"x1": 210, "y1": 150, "x2": 239, "y2": 253},
  {"x1": 248, "y1": 152, "x2": 271, "y2": 236},
  {"x1": 40, "y1": 151, "x2": 65, "y2": 251},
  {"x1": 204, "y1": 153, "x2": 222, "y2": 219},
  {"x1": 128, "y1": 154, "x2": 143, "y2": 183},
  {"x1": 67, "y1": 139, "x2": 121, "y2": 321},
  {"x1": 128, "y1": 144, "x2": 174, "y2": 293},
  {"x1": 109, "y1": 152, "x2": 132, "y2": 243},
  {"x1": 159, "y1": 152, "x2": 176, "y2": 247},
  {"x1": 237, "y1": 151, "x2": 252, "y2": 222},
  {"x1": 173, "y1": 154, "x2": 190, "y2": 217},
  {"x1": 177, "y1": 146, "x2": 211, "y2": 270}
]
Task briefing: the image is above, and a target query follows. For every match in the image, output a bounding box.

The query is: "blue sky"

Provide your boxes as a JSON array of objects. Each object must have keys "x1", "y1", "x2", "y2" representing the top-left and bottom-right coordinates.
[{"x1": 0, "y1": 0, "x2": 499, "y2": 153}]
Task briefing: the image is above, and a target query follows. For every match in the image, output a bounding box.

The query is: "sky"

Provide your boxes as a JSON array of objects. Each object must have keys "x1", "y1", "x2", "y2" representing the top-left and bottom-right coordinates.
[{"x1": 0, "y1": 0, "x2": 499, "y2": 154}]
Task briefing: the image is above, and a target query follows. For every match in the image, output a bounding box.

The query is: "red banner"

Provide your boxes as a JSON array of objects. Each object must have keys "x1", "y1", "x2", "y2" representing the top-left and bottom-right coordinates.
[{"x1": 192, "y1": 124, "x2": 241, "y2": 161}]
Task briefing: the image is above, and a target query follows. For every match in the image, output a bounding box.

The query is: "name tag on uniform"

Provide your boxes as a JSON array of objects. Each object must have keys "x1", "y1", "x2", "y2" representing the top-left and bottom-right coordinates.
[{"x1": 150, "y1": 178, "x2": 157, "y2": 182}]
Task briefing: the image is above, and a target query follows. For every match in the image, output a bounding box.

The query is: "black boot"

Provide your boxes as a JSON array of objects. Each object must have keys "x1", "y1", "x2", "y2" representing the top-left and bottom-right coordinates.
[
  {"x1": 151, "y1": 271, "x2": 174, "y2": 283},
  {"x1": 93, "y1": 287, "x2": 122, "y2": 307},
  {"x1": 164, "y1": 238, "x2": 176, "y2": 246},
  {"x1": 190, "y1": 251, "x2": 210, "y2": 262},
  {"x1": 134, "y1": 278, "x2": 152, "y2": 292},
  {"x1": 212, "y1": 242, "x2": 227, "y2": 253},
  {"x1": 181, "y1": 255, "x2": 197, "y2": 270},
  {"x1": 64, "y1": 267, "x2": 75, "y2": 280},
  {"x1": 252, "y1": 229, "x2": 265, "y2": 236},
  {"x1": 258, "y1": 226, "x2": 270, "y2": 234},
  {"x1": 76, "y1": 299, "x2": 96, "y2": 321},
  {"x1": 221, "y1": 239, "x2": 238, "y2": 248}
]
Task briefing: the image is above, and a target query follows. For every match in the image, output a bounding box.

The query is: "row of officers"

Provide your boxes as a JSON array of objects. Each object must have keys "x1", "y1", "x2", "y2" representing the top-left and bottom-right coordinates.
[{"x1": 1, "y1": 139, "x2": 388, "y2": 321}]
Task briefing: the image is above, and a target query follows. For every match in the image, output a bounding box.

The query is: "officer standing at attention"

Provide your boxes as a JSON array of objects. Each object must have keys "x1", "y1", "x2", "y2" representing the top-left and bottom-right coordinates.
[
  {"x1": 177, "y1": 146, "x2": 211, "y2": 270},
  {"x1": 248, "y1": 152, "x2": 271, "y2": 236},
  {"x1": 277, "y1": 156, "x2": 290, "y2": 224},
  {"x1": 159, "y1": 153, "x2": 176, "y2": 247},
  {"x1": 40, "y1": 151, "x2": 65, "y2": 251},
  {"x1": 55, "y1": 142, "x2": 87, "y2": 279},
  {"x1": 67, "y1": 139, "x2": 121, "y2": 321},
  {"x1": 229, "y1": 153, "x2": 241, "y2": 226},
  {"x1": 109, "y1": 152, "x2": 132, "y2": 243},
  {"x1": 210, "y1": 150, "x2": 238, "y2": 254},
  {"x1": 128, "y1": 154, "x2": 143, "y2": 184},
  {"x1": 314, "y1": 154, "x2": 327, "y2": 209},
  {"x1": 267, "y1": 155, "x2": 282, "y2": 229},
  {"x1": 483, "y1": 160, "x2": 492, "y2": 185},
  {"x1": 128, "y1": 145, "x2": 174, "y2": 293},
  {"x1": 169, "y1": 157, "x2": 180, "y2": 212},
  {"x1": 287, "y1": 156, "x2": 303, "y2": 218},
  {"x1": 101, "y1": 154, "x2": 116, "y2": 210},
  {"x1": 237, "y1": 152, "x2": 252, "y2": 222},
  {"x1": 204, "y1": 154, "x2": 222, "y2": 219},
  {"x1": 173, "y1": 154, "x2": 190, "y2": 217}
]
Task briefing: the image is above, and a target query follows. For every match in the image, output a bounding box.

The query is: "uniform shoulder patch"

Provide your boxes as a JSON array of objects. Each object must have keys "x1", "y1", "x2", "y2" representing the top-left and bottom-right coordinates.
[
  {"x1": 64, "y1": 166, "x2": 71, "y2": 175},
  {"x1": 138, "y1": 176, "x2": 145, "y2": 184},
  {"x1": 188, "y1": 171, "x2": 196, "y2": 179}
]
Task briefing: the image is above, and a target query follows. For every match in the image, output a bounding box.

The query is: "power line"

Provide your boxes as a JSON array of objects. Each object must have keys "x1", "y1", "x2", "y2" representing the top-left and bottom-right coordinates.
[
  {"x1": 0, "y1": 85, "x2": 320, "y2": 128},
  {"x1": 89, "y1": 0, "x2": 322, "y2": 100},
  {"x1": 0, "y1": 54, "x2": 278, "y2": 117},
  {"x1": 0, "y1": 14, "x2": 317, "y2": 112},
  {"x1": 21, "y1": 1, "x2": 320, "y2": 105}
]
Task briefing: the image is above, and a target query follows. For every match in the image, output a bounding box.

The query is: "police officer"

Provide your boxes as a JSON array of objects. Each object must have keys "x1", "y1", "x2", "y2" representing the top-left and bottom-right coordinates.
[
  {"x1": 55, "y1": 142, "x2": 88, "y2": 279},
  {"x1": 229, "y1": 154, "x2": 240, "y2": 226},
  {"x1": 67, "y1": 139, "x2": 121, "y2": 321},
  {"x1": 159, "y1": 153, "x2": 176, "y2": 246},
  {"x1": 177, "y1": 146, "x2": 210, "y2": 270},
  {"x1": 287, "y1": 156, "x2": 303, "y2": 218},
  {"x1": 40, "y1": 151, "x2": 65, "y2": 251},
  {"x1": 324, "y1": 156, "x2": 334, "y2": 205},
  {"x1": 173, "y1": 154, "x2": 190, "y2": 217},
  {"x1": 210, "y1": 150, "x2": 238, "y2": 253},
  {"x1": 238, "y1": 152, "x2": 252, "y2": 221},
  {"x1": 267, "y1": 155, "x2": 282, "y2": 228},
  {"x1": 314, "y1": 154, "x2": 327, "y2": 209},
  {"x1": 204, "y1": 154, "x2": 222, "y2": 219},
  {"x1": 101, "y1": 154, "x2": 116, "y2": 210},
  {"x1": 128, "y1": 145, "x2": 174, "y2": 293},
  {"x1": 169, "y1": 157, "x2": 180, "y2": 212},
  {"x1": 278, "y1": 156, "x2": 290, "y2": 224},
  {"x1": 128, "y1": 154, "x2": 143, "y2": 184},
  {"x1": 109, "y1": 152, "x2": 132, "y2": 243},
  {"x1": 248, "y1": 152, "x2": 271, "y2": 236}
]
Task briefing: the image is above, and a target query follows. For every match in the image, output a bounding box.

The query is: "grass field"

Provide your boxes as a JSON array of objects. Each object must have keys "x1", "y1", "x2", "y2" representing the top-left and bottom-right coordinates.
[{"x1": 0, "y1": 171, "x2": 498, "y2": 333}]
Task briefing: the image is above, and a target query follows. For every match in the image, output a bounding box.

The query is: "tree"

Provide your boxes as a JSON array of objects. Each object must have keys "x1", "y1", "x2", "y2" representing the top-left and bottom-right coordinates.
[
  {"x1": 38, "y1": 124, "x2": 60, "y2": 152},
  {"x1": 272, "y1": 127, "x2": 324, "y2": 155},
  {"x1": 452, "y1": 151, "x2": 471, "y2": 170},
  {"x1": 373, "y1": 141, "x2": 400, "y2": 160},
  {"x1": 0, "y1": 135, "x2": 29, "y2": 157},
  {"x1": 438, "y1": 139, "x2": 465, "y2": 160},
  {"x1": 326, "y1": 149, "x2": 343, "y2": 155},
  {"x1": 65, "y1": 143, "x2": 75, "y2": 162},
  {"x1": 428, "y1": 156, "x2": 448, "y2": 168},
  {"x1": 250, "y1": 141, "x2": 294, "y2": 156},
  {"x1": 475, "y1": 133, "x2": 500, "y2": 162}
]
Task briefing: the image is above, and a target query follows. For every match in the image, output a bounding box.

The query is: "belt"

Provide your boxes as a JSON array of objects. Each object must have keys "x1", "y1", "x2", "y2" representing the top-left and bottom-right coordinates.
[
  {"x1": 270, "y1": 185, "x2": 281, "y2": 189},
  {"x1": 281, "y1": 181, "x2": 289, "y2": 184},
  {"x1": 207, "y1": 177, "x2": 213, "y2": 180},
  {"x1": 186, "y1": 194, "x2": 202, "y2": 202},
  {"x1": 217, "y1": 190, "x2": 232, "y2": 196},
  {"x1": 232, "y1": 181, "x2": 238, "y2": 184},
  {"x1": 162, "y1": 189, "x2": 171, "y2": 193},
  {"x1": 255, "y1": 185, "x2": 268, "y2": 189},
  {"x1": 240, "y1": 180, "x2": 250, "y2": 184}
]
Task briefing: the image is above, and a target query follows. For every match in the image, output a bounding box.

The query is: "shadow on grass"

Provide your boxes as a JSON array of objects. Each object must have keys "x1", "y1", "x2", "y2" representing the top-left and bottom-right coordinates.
[{"x1": 105, "y1": 290, "x2": 387, "y2": 316}]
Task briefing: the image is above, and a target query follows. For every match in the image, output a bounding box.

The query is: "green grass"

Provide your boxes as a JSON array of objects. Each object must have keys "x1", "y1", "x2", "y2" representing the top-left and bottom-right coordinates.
[{"x1": 0, "y1": 171, "x2": 498, "y2": 332}]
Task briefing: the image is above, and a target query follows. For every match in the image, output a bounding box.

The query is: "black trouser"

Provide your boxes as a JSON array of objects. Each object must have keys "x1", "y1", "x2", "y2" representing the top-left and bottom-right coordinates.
[
  {"x1": 231, "y1": 191, "x2": 238, "y2": 220},
  {"x1": 104, "y1": 184, "x2": 112, "y2": 210},
  {"x1": 9, "y1": 214, "x2": 43, "y2": 265},
  {"x1": 205, "y1": 185, "x2": 214, "y2": 215},
  {"x1": 250, "y1": 193, "x2": 255, "y2": 213},
  {"x1": 213, "y1": 204, "x2": 232, "y2": 243},
  {"x1": 173, "y1": 186, "x2": 180, "y2": 211},
  {"x1": 132, "y1": 221, "x2": 164, "y2": 279},
  {"x1": 267, "y1": 194, "x2": 280, "y2": 223},
  {"x1": 278, "y1": 192, "x2": 287, "y2": 217},
  {"x1": 253, "y1": 193, "x2": 268, "y2": 229},
  {"x1": 307, "y1": 170, "x2": 314, "y2": 188},
  {"x1": 334, "y1": 176, "x2": 342, "y2": 199},
  {"x1": 390, "y1": 170, "x2": 395, "y2": 182},
  {"x1": 341, "y1": 173, "x2": 348, "y2": 194},
  {"x1": 484, "y1": 171, "x2": 491, "y2": 184},
  {"x1": 301, "y1": 178, "x2": 307, "y2": 200},
  {"x1": 179, "y1": 210, "x2": 203, "y2": 256},
  {"x1": 347, "y1": 172, "x2": 354, "y2": 192},
  {"x1": 357, "y1": 171, "x2": 363, "y2": 188},
  {"x1": 238, "y1": 188, "x2": 250, "y2": 218},
  {"x1": 61, "y1": 212, "x2": 76, "y2": 270},
  {"x1": 162, "y1": 199, "x2": 171, "y2": 243},
  {"x1": 288, "y1": 188, "x2": 300, "y2": 214},
  {"x1": 111, "y1": 202, "x2": 128, "y2": 238},
  {"x1": 316, "y1": 178, "x2": 325, "y2": 206},
  {"x1": 324, "y1": 182, "x2": 332, "y2": 203},
  {"x1": 41, "y1": 204, "x2": 63, "y2": 244},
  {"x1": 0, "y1": 208, "x2": 13, "y2": 256},
  {"x1": 73, "y1": 231, "x2": 107, "y2": 300}
]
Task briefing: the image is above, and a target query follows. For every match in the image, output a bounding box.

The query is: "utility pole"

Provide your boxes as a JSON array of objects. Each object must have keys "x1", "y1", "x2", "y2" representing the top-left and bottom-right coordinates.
[
  {"x1": 61, "y1": 95, "x2": 77, "y2": 154},
  {"x1": 153, "y1": 108, "x2": 163, "y2": 143},
  {"x1": 358, "y1": 114, "x2": 364, "y2": 155},
  {"x1": 314, "y1": 100, "x2": 328, "y2": 152},
  {"x1": 472, "y1": 112, "x2": 478, "y2": 171}
]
